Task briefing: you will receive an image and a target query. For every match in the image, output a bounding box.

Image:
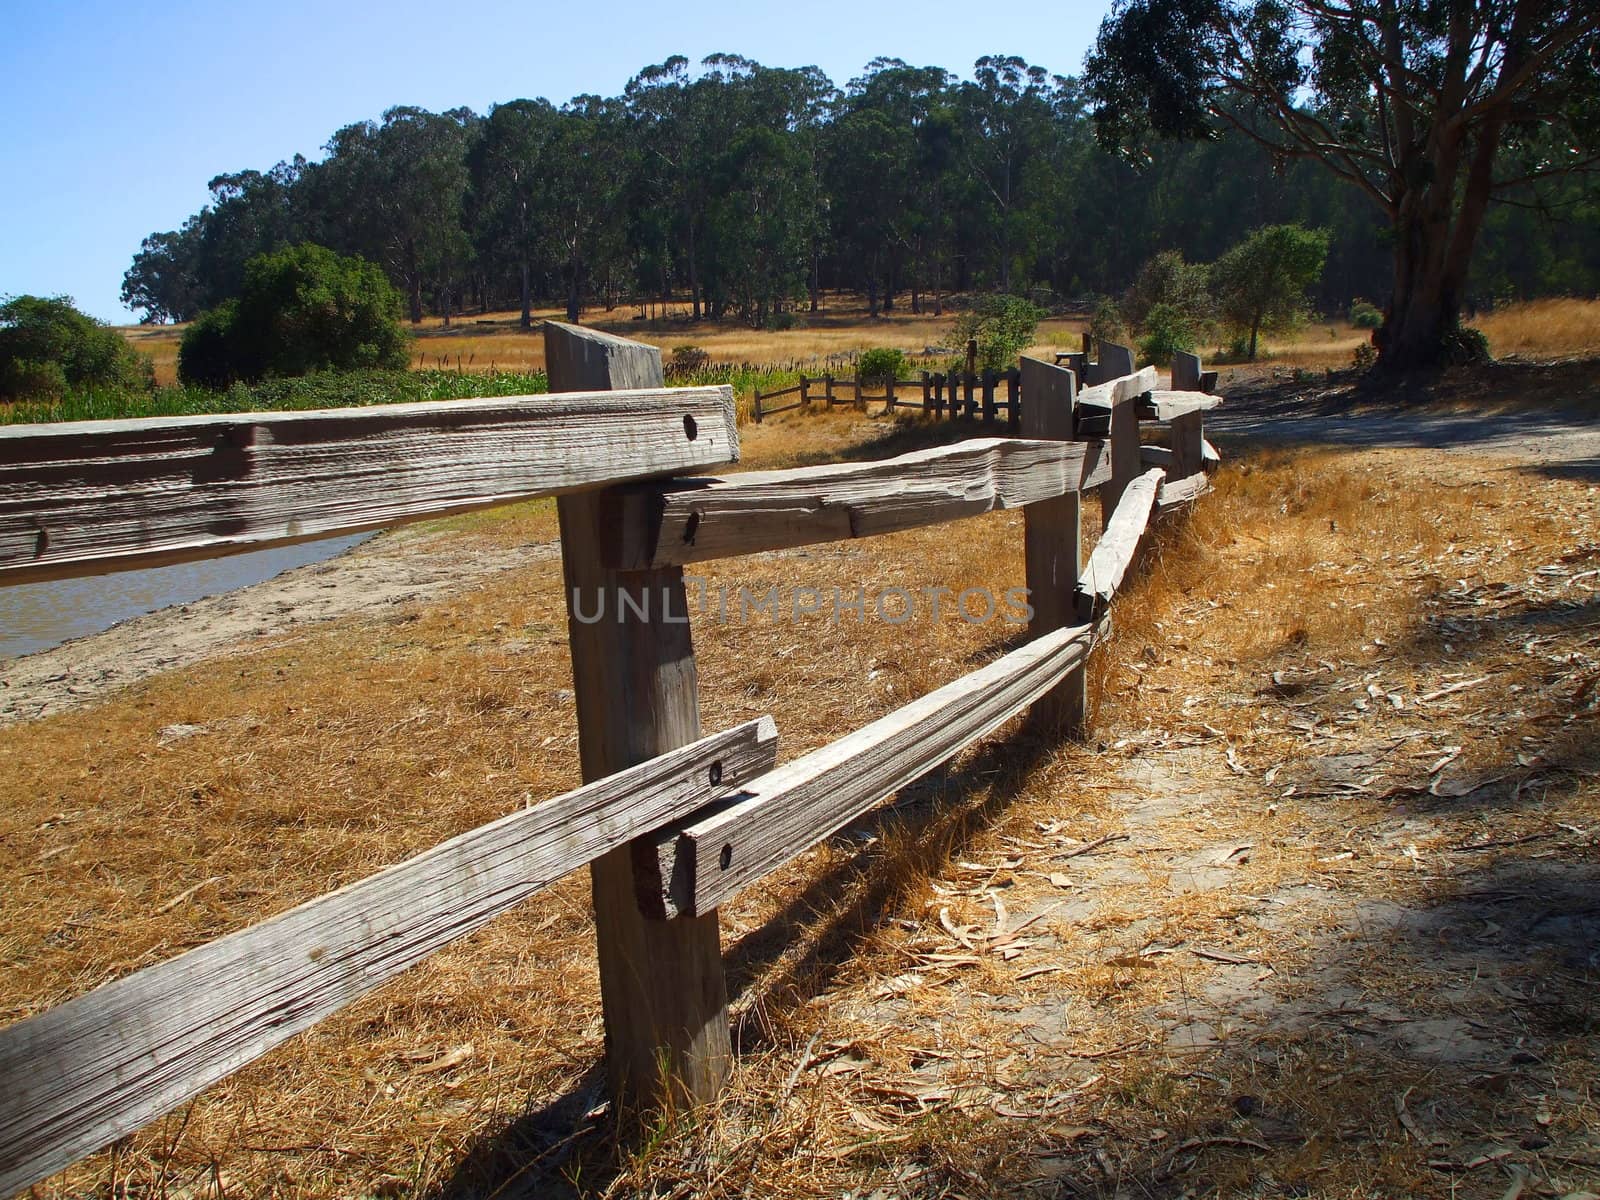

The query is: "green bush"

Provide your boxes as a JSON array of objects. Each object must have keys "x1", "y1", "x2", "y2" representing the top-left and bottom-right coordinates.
[
  {"x1": 1088, "y1": 297, "x2": 1128, "y2": 348},
  {"x1": 0, "y1": 358, "x2": 69, "y2": 400},
  {"x1": 1442, "y1": 324, "x2": 1491, "y2": 365},
  {"x1": 179, "y1": 244, "x2": 411, "y2": 388},
  {"x1": 0, "y1": 294, "x2": 151, "y2": 398},
  {"x1": 1124, "y1": 250, "x2": 1211, "y2": 333},
  {"x1": 1137, "y1": 303, "x2": 1199, "y2": 366},
  {"x1": 856, "y1": 346, "x2": 908, "y2": 382},
  {"x1": 666, "y1": 345, "x2": 711, "y2": 380},
  {"x1": 951, "y1": 295, "x2": 1045, "y2": 372},
  {"x1": 1349, "y1": 298, "x2": 1383, "y2": 329},
  {"x1": 1351, "y1": 342, "x2": 1377, "y2": 370}
]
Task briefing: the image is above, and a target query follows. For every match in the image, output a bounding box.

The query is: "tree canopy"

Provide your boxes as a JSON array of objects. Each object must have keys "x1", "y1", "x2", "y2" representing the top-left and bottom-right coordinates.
[
  {"x1": 122, "y1": 52, "x2": 1600, "y2": 345},
  {"x1": 1084, "y1": 0, "x2": 1600, "y2": 370},
  {"x1": 0, "y1": 295, "x2": 151, "y2": 399},
  {"x1": 178, "y1": 244, "x2": 410, "y2": 388}
]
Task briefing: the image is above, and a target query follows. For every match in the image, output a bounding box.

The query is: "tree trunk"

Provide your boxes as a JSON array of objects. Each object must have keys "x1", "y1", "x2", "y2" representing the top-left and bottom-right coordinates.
[
  {"x1": 408, "y1": 276, "x2": 423, "y2": 325},
  {"x1": 1248, "y1": 315, "x2": 1259, "y2": 361},
  {"x1": 1375, "y1": 116, "x2": 1499, "y2": 374},
  {"x1": 1376, "y1": 211, "x2": 1478, "y2": 372},
  {"x1": 519, "y1": 260, "x2": 532, "y2": 330},
  {"x1": 566, "y1": 259, "x2": 581, "y2": 324}
]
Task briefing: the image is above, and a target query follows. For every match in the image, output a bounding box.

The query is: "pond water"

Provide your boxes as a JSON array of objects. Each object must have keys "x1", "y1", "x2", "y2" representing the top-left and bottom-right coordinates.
[{"x1": 0, "y1": 533, "x2": 374, "y2": 661}]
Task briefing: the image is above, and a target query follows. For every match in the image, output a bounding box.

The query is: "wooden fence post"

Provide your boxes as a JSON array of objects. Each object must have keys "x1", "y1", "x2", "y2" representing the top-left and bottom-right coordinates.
[
  {"x1": 752, "y1": 388, "x2": 764, "y2": 423},
  {"x1": 980, "y1": 370, "x2": 996, "y2": 423},
  {"x1": 963, "y1": 372, "x2": 976, "y2": 419},
  {"x1": 825, "y1": 374, "x2": 836, "y2": 406},
  {"x1": 546, "y1": 321, "x2": 731, "y2": 1115},
  {"x1": 799, "y1": 376, "x2": 811, "y2": 409},
  {"x1": 921, "y1": 371, "x2": 931, "y2": 414},
  {"x1": 885, "y1": 374, "x2": 896, "y2": 411},
  {"x1": 1168, "y1": 350, "x2": 1205, "y2": 476},
  {"x1": 1020, "y1": 356, "x2": 1086, "y2": 737},
  {"x1": 1007, "y1": 367, "x2": 1021, "y2": 433},
  {"x1": 1099, "y1": 343, "x2": 1143, "y2": 534}
]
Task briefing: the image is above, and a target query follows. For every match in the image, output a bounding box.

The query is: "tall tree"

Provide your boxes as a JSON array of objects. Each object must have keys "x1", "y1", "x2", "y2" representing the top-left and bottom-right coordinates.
[
  {"x1": 1084, "y1": 0, "x2": 1600, "y2": 371},
  {"x1": 313, "y1": 106, "x2": 475, "y2": 324},
  {"x1": 469, "y1": 99, "x2": 559, "y2": 328}
]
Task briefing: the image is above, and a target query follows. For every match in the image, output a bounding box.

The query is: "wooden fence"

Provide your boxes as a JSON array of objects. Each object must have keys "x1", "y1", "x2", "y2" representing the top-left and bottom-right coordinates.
[{"x1": 0, "y1": 327, "x2": 1218, "y2": 1197}]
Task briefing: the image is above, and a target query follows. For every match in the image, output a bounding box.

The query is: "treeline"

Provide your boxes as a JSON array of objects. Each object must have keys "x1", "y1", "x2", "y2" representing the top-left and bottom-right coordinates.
[{"x1": 121, "y1": 54, "x2": 1600, "y2": 329}]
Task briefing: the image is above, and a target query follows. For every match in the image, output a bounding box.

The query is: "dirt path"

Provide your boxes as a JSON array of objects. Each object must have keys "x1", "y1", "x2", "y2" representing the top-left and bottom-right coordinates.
[
  {"x1": 0, "y1": 528, "x2": 557, "y2": 726},
  {"x1": 1208, "y1": 356, "x2": 1600, "y2": 480}
]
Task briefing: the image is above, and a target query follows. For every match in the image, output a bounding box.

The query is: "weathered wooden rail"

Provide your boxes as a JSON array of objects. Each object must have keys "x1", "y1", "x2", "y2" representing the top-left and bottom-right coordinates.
[{"x1": 0, "y1": 328, "x2": 1218, "y2": 1198}]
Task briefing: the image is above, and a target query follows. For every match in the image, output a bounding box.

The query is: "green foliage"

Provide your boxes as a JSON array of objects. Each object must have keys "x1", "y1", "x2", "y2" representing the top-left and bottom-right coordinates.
[
  {"x1": 179, "y1": 245, "x2": 411, "y2": 388},
  {"x1": 1442, "y1": 325, "x2": 1492, "y2": 365},
  {"x1": 1124, "y1": 251, "x2": 1211, "y2": 334},
  {"x1": 0, "y1": 295, "x2": 151, "y2": 399},
  {"x1": 951, "y1": 295, "x2": 1045, "y2": 372},
  {"x1": 0, "y1": 359, "x2": 69, "y2": 400},
  {"x1": 665, "y1": 345, "x2": 711, "y2": 379},
  {"x1": 1352, "y1": 342, "x2": 1377, "y2": 370},
  {"x1": 1138, "y1": 303, "x2": 1199, "y2": 366},
  {"x1": 1349, "y1": 299, "x2": 1383, "y2": 330},
  {"x1": 1088, "y1": 298, "x2": 1128, "y2": 347},
  {"x1": 1211, "y1": 225, "x2": 1330, "y2": 359},
  {"x1": 1, "y1": 368, "x2": 548, "y2": 426},
  {"x1": 1084, "y1": 0, "x2": 1599, "y2": 370},
  {"x1": 856, "y1": 347, "x2": 909, "y2": 382}
]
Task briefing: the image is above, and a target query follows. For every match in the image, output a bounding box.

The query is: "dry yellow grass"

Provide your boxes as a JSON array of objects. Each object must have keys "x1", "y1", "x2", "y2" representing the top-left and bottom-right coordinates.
[
  {"x1": 117, "y1": 297, "x2": 1600, "y2": 387},
  {"x1": 9, "y1": 356, "x2": 1600, "y2": 1197},
  {"x1": 1474, "y1": 295, "x2": 1600, "y2": 357}
]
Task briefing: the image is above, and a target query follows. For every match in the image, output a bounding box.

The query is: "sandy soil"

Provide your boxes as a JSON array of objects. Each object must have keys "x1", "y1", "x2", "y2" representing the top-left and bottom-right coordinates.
[{"x1": 0, "y1": 529, "x2": 557, "y2": 726}]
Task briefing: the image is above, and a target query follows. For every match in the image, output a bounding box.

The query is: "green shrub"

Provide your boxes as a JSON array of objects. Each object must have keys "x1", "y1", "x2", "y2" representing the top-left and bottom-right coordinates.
[
  {"x1": 1088, "y1": 298, "x2": 1128, "y2": 348},
  {"x1": 1442, "y1": 324, "x2": 1491, "y2": 365},
  {"x1": 1351, "y1": 342, "x2": 1377, "y2": 370},
  {"x1": 179, "y1": 244, "x2": 411, "y2": 388},
  {"x1": 0, "y1": 294, "x2": 151, "y2": 398},
  {"x1": 951, "y1": 295, "x2": 1045, "y2": 372},
  {"x1": 0, "y1": 358, "x2": 69, "y2": 400},
  {"x1": 1349, "y1": 298, "x2": 1383, "y2": 329},
  {"x1": 856, "y1": 346, "x2": 908, "y2": 382},
  {"x1": 1138, "y1": 303, "x2": 1199, "y2": 366},
  {"x1": 177, "y1": 301, "x2": 244, "y2": 389},
  {"x1": 666, "y1": 345, "x2": 710, "y2": 380},
  {"x1": 1124, "y1": 250, "x2": 1211, "y2": 332}
]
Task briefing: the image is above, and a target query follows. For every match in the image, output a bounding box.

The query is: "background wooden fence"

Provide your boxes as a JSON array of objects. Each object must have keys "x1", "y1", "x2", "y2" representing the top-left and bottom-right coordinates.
[{"x1": 0, "y1": 326, "x2": 1218, "y2": 1197}]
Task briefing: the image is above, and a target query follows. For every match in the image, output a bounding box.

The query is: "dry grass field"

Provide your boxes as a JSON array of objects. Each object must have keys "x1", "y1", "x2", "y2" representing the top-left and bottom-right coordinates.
[
  {"x1": 3, "y1": 357, "x2": 1598, "y2": 1197},
  {"x1": 118, "y1": 296, "x2": 1600, "y2": 389}
]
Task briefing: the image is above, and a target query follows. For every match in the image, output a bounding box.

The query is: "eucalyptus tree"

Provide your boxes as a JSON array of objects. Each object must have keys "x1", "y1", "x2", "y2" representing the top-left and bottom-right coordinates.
[
  {"x1": 1085, "y1": 0, "x2": 1600, "y2": 370},
  {"x1": 468, "y1": 98, "x2": 560, "y2": 328},
  {"x1": 953, "y1": 56, "x2": 1062, "y2": 291},
  {"x1": 541, "y1": 96, "x2": 633, "y2": 323},
  {"x1": 313, "y1": 106, "x2": 476, "y2": 324}
]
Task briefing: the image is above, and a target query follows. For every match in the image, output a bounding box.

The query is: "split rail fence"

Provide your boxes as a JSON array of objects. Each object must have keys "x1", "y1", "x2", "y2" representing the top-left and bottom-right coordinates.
[{"x1": 0, "y1": 326, "x2": 1219, "y2": 1197}]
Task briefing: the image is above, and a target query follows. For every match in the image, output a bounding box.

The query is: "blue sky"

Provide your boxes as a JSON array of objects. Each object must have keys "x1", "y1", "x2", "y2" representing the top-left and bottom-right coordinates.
[{"x1": 0, "y1": 0, "x2": 1108, "y2": 324}]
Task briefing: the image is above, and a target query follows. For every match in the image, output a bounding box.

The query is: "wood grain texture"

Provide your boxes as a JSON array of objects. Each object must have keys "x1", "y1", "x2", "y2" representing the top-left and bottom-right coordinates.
[
  {"x1": 1156, "y1": 470, "x2": 1212, "y2": 508},
  {"x1": 1085, "y1": 341, "x2": 1136, "y2": 387},
  {"x1": 547, "y1": 321, "x2": 733, "y2": 1114},
  {"x1": 1020, "y1": 356, "x2": 1087, "y2": 737},
  {"x1": 0, "y1": 384, "x2": 738, "y2": 586},
  {"x1": 1170, "y1": 410, "x2": 1206, "y2": 478},
  {"x1": 1095, "y1": 369, "x2": 1154, "y2": 532},
  {"x1": 659, "y1": 622, "x2": 1100, "y2": 918},
  {"x1": 1140, "y1": 390, "x2": 1223, "y2": 421},
  {"x1": 1171, "y1": 350, "x2": 1203, "y2": 394},
  {"x1": 1076, "y1": 467, "x2": 1164, "y2": 618},
  {"x1": 603, "y1": 436, "x2": 1109, "y2": 570},
  {"x1": 1140, "y1": 444, "x2": 1175, "y2": 470},
  {"x1": 0, "y1": 718, "x2": 778, "y2": 1199}
]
